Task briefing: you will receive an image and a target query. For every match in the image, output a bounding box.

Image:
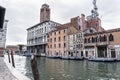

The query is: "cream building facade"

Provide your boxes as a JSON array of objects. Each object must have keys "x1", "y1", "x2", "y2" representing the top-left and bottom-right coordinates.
[{"x1": 27, "y1": 4, "x2": 60, "y2": 56}]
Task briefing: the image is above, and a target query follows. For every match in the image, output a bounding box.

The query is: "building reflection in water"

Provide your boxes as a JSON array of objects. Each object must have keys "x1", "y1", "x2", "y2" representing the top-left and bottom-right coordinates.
[
  {"x1": 13, "y1": 55, "x2": 120, "y2": 80},
  {"x1": 24, "y1": 57, "x2": 33, "y2": 80}
]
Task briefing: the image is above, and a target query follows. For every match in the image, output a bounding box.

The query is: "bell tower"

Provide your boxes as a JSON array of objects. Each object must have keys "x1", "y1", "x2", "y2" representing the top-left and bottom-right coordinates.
[{"x1": 40, "y1": 4, "x2": 50, "y2": 22}]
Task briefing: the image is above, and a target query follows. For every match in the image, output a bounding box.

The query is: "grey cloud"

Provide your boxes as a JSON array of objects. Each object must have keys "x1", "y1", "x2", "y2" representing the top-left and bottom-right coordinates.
[{"x1": 1, "y1": 0, "x2": 120, "y2": 45}]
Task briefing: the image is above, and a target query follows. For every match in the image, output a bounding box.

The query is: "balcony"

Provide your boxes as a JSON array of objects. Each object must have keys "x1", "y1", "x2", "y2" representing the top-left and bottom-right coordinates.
[
  {"x1": 96, "y1": 41, "x2": 108, "y2": 46},
  {"x1": 84, "y1": 43, "x2": 96, "y2": 47},
  {"x1": 84, "y1": 41, "x2": 109, "y2": 47},
  {"x1": 27, "y1": 41, "x2": 47, "y2": 46}
]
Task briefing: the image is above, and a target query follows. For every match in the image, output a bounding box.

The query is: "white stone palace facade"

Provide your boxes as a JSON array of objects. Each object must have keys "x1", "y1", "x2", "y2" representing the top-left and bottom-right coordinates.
[
  {"x1": 0, "y1": 20, "x2": 8, "y2": 56},
  {"x1": 27, "y1": 4, "x2": 60, "y2": 56}
]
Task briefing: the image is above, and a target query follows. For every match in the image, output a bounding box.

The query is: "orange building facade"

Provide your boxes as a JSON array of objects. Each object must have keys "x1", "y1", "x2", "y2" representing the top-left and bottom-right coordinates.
[{"x1": 46, "y1": 26, "x2": 68, "y2": 57}]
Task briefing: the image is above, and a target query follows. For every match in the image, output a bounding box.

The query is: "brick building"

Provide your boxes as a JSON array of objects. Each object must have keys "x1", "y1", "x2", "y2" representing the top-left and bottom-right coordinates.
[
  {"x1": 46, "y1": 25, "x2": 68, "y2": 58},
  {"x1": 46, "y1": 15, "x2": 84, "y2": 58},
  {"x1": 6, "y1": 45, "x2": 19, "y2": 54},
  {"x1": 40, "y1": 4, "x2": 50, "y2": 22}
]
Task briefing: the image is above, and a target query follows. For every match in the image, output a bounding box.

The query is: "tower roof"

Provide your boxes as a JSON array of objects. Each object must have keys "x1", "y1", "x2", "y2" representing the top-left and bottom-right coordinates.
[{"x1": 42, "y1": 4, "x2": 49, "y2": 8}]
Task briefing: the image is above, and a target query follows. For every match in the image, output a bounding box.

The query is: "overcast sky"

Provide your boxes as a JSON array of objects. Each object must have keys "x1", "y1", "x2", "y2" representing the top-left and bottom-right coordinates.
[{"x1": 0, "y1": 0, "x2": 120, "y2": 45}]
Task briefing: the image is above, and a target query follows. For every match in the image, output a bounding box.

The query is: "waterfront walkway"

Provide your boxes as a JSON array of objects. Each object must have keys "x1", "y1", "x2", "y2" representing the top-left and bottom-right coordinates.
[{"x1": 0, "y1": 57, "x2": 18, "y2": 80}]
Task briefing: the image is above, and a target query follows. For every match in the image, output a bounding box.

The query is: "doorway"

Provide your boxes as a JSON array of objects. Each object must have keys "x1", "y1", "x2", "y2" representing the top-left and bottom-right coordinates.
[{"x1": 97, "y1": 46, "x2": 107, "y2": 58}]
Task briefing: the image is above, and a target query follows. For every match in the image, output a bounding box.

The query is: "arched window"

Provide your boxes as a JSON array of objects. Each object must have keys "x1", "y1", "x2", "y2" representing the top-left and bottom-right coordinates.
[
  {"x1": 88, "y1": 38, "x2": 90, "y2": 43},
  {"x1": 90, "y1": 37, "x2": 92, "y2": 43},
  {"x1": 90, "y1": 29, "x2": 93, "y2": 33},
  {"x1": 84, "y1": 38, "x2": 87, "y2": 43},
  {"x1": 96, "y1": 36, "x2": 99, "y2": 42},
  {"x1": 92, "y1": 37, "x2": 94, "y2": 43},
  {"x1": 94, "y1": 37, "x2": 96, "y2": 42},
  {"x1": 109, "y1": 34, "x2": 114, "y2": 41},
  {"x1": 99, "y1": 35, "x2": 102, "y2": 42},
  {"x1": 100, "y1": 35, "x2": 104, "y2": 42},
  {"x1": 103, "y1": 35, "x2": 107, "y2": 41},
  {"x1": 87, "y1": 38, "x2": 89, "y2": 43}
]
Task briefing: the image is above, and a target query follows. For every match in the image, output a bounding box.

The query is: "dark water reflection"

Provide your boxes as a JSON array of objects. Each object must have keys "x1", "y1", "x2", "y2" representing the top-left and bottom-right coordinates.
[{"x1": 14, "y1": 55, "x2": 120, "y2": 80}]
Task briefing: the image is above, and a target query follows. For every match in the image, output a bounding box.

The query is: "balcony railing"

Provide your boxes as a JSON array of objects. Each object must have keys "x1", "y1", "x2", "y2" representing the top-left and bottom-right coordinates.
[
  {"x1": 84, "y1": 43, "x2": 96, "y2": 46},
  {"x1": 96, "y1": 41, "x2": 108, "y2": 46},
  {"x1": 84, "y1": 41, "x2": 109, "y2": 47},
  {"x1": 27, "y1": 41, "x2": 47, "y2": 46}
]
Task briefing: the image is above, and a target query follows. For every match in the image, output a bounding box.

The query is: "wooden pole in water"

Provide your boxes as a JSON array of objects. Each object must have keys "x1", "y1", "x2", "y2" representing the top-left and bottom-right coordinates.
[
  {"x1": 8, "y1": 51, "x2": 11, "y2": 63},
  {"x1": 31, "y1": 55, "x2": 39, "y2": 80},
  {"x1": 11, "y1": 51, "x2": 15, "y2": 68}
]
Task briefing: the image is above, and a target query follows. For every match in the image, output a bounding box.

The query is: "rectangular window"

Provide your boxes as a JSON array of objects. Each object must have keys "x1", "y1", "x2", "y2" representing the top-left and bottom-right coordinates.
[
  {"x1": 45, "y1": 27, "x2": 46, "y2": 32},
  {"x1": 59, "y1": 43, "x2": 61, "y2": 48},
  {"x1": 85, "y1": 51, "x2": 88, "y2": 57},
  {"x1": 64, "y1": 43, "x2": 66, "y2": 48},
  {"x1": 73, "y1": 35, "x2": 75, "y2": 41},
  {"x1": 64, "y1": 29, "x2": 66, "y2": 33},
  {"x1": 58, "y1": 37, "x2": 61, "y2": 42},
  {"x1": 51, "y1": 38, "x2": 52, "y2": 42},
  {"x1": 54, "y1": 38, "x2": 56, "y2": 42},
  {"x1": 59, "y1": 31, "x2": 60, "y2": 34},
  {"x1": 50, "y1": 45, "x2": 52, "y2": 48},
  {"x1": 111, "y1": 49, "x2": 116, "y2": 58},
  {"x1": 42, "y1": 28, "x2": 43, "y2": 33},
  {"x1": 64, "y1": 36, "x2": 66, "y2": 41},
  {"x1": 54, "y1": 44, "x2": 56, "y2": 48},
  {"x1": 54, "y1": 32, "x2": 56, "y2": 35},
  {"x1": 64, "y1": 51, "x2": 66, "y2": 54},
  {"x1": 81, "y1": 51, "x2": 83, "y2": 57}
]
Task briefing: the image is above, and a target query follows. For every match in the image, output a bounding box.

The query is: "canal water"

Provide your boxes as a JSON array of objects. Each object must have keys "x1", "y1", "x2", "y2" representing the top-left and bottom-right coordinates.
[{"x1": 11, "y1": 55, "x2": 120, "y2": 80}]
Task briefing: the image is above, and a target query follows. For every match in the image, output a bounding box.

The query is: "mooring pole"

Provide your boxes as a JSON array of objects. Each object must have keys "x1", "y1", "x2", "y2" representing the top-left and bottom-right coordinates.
[
  {"x1": 8, "y1": 51, "x2": 11, "y2": 63},
  {"x1": 31, "y1": 55, "x2": 39, "y2": 80},
  {"x1": 11, "y1": 51, "x2": 15, "y2": 68}
]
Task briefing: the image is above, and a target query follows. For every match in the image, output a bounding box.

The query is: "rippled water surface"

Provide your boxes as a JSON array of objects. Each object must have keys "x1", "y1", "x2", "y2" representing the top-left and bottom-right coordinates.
[{"x1": 11, "y1": 55, "x2": 120, "y2": 80}]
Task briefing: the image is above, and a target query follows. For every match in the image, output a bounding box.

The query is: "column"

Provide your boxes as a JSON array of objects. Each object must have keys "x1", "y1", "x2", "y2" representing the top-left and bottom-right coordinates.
[
  {"x1": 107, "y1": 45, "x2": 110, "y2": 58},
  {"x1": 95, "y1": 46, "x2": 97, "y2": 58}
]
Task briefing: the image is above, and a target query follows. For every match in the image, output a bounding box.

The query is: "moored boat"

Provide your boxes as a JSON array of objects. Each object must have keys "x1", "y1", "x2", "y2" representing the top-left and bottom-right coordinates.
[
  {"x1": 23, "y1": 52, "x2": 31, "y2": 57},
  {"x1": 88, "y1": 58, "x2": 116, "y2": 62},
  {"x1": 61, "y1": 56, "x2": 83, "y2": 60},
  {"x1": 40, "y1": 53, "x2": 46, "y2": 57},
  {"x1": 46, "y1": 55, "x2": 60, "y2": 59}
]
